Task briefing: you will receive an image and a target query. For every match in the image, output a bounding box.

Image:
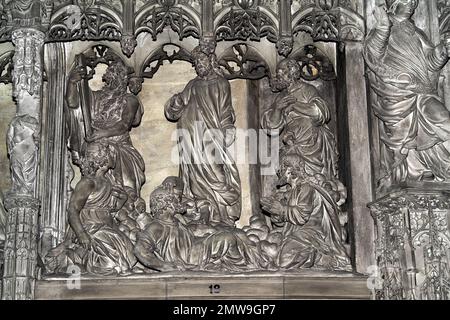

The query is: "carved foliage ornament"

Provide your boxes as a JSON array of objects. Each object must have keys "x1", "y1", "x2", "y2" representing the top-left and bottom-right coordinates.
[
  {"x1": 135, "y1": 1, "x2": 200, "y2": 41},
  {"x1": 218, "y1": 43, "x2": 269, "y2": 80},
  {"x1": 11, "y1": 28, "x2": 45, "y2": 98},
  {"x1": 48, "y1": 1, "x2": 122, "y2": 41},
  {"x1": 292, "y1": 0, "x2": 364, "y2": 42},
  {"x1": 216, "y1": 6, "x2": 278, "y2": 43}
]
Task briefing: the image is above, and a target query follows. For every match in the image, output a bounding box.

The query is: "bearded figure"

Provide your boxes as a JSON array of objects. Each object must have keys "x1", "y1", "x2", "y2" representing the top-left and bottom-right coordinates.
[
  {"x1": 364, "y1": 0, "x2": 450, "y2": 189},
  {"x1": 262, "y1": 58, "x2": 341, "y2": 182},
  {"x1": 165, "y1": 45, "x2": 241, "y2": 227},
  {"x1": 66, "y1": 58, "x2": 145, "y2": 196}
]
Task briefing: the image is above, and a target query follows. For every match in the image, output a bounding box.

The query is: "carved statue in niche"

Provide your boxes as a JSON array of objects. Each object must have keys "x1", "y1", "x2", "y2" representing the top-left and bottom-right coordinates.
[
  {"x1": 45, "y1": 142, "x2": 138, "y2": 276},
  {"x1": 261, "y1": 154, "x2": 351, "y2": 270},
  {"x1": 165, "y1": 44, "x2": 241, "y2": 227},
  {"x1": 134, "y1": 177, "x2": 270, "y2": 272},
  {"x1": 7, "y1": 114, "x2": 40, "y2": 195},
  {"x1": 66, "y1": 54, "x2": 146, "y2": 197},
  {"x1": 364, "y1": 0, "x2": 450, "y2": 190},
  {"x1": 260, "y1": 58, "x2": 350, "y2": 271},
  {"x1": 262, "y1": 58, "x2": 341, "y2": 182}
]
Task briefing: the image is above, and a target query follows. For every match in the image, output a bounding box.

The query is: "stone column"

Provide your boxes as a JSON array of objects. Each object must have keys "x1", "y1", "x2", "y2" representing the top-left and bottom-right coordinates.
[
  {"x1": 39, "y1": 42, "x2": 68, "y2": 257},
  {"x1": 342, "y1": 42, "x2": 376, "y2": 274},
  {"x1": 2, "y1": 28, "x2": 45, "y2": 300}
]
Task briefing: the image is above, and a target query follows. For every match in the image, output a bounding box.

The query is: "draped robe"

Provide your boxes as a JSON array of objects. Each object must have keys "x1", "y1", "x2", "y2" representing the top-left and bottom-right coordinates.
[
  {"x1": 262, "y1": 82, "x2": 339, "y2": 180},
  {"x1": 364, "y1": 19, "x2": 450, "y2": 183},
  {"x1": 276, "y1": 180, "x2": 351, "y2": 270},
  {"x1": 165, "y1": 76, "x2": 241, "y2": 226},
  {"x1": 66, "y1": 89, "x2": 145, "y2": 196}
]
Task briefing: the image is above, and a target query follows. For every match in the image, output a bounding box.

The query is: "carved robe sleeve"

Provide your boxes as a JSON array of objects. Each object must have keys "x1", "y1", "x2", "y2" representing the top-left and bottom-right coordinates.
[
  {"x1": 285, "y1": 183, "x2": 314, "y2": 226},
  {"x1": 417, "y1": 30, "x2": 450, "y2": 72},
  {"x1": 164, "y1": 79, "x2": 194, "y2": 121},
  {"x1": 364, "y1": 25, "x2": 391, "y2": 64}
]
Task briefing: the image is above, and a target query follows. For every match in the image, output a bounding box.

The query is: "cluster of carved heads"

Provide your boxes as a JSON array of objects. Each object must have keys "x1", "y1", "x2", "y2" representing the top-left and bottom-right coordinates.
[{"x1": 149, "y1": 176, "x2": 185, "y2": 217}]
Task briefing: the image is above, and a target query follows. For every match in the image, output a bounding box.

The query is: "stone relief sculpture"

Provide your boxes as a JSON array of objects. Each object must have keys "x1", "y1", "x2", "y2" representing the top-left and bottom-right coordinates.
[
  {"x1": 6, "y1": 114, "x2": 40, "y2": 195},
  {"x1": 262, "y1": 58, "x2": 343, "y2": 186},
  {"x1": 260, "y1": 58, "x2": 351, "y2": 271},
  {"x1": 134, "y1": 177, "x2": 269, "y2": 273},
  {"x1": 66, "y1": 53, "x2": 146, "y2": 197},
  {"x1": 165, "y1": 44, "x2": 242, "y2": 227},
  {"x1": 45, "y1": 142, "x2": 138, "y2": 276},
  {"x1": 260, "y1": 154, "x2": 351, "y2": 271},
  {"x1": 364, "y1": 0, "x2": 450, "y2": 190}
]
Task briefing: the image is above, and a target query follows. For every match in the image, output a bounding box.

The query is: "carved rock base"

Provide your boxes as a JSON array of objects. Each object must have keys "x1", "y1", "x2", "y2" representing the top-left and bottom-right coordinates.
[
  {"x1": 369, "y1": 183, "x2": 450, "y2": 300},
  {"x1": 35, "y1": 272, "x2": 370, "y2": 300}
]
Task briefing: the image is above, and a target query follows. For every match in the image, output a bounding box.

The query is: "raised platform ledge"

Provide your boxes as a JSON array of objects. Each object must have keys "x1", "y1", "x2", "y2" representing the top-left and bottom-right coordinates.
[{"x1": 35, "y1": 271, "x2": 371, "y2": 300}]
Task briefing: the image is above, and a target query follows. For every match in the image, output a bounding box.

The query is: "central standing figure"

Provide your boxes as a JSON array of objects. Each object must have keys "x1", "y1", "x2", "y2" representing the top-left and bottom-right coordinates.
[{"x1": 165, "y1": 45, "x2": 241, "y2": 227}]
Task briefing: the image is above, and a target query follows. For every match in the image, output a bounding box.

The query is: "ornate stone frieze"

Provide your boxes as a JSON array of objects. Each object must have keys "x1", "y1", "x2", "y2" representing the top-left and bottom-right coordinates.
[
  {"x1": 2, "y1": 194, "x2": 40, "y2": 300},
  {"x1": 369, "y1": 184, "x2": 450, "y2": 300},
  {"x1": 292, "y1": 0, "x2": 364, "y2": 41},
  {"x1": 291, "y1": 44, "x2": 336, "y2": 81},
  {"x1": 135, "y1": 0, "x2": 201, "y2": 40},
  {"x1": 218, "y1": 43, "x2": 270, "y2": 80},
  {"x1": 48, "y1": 0, "x2": 122, "y2": 41},
  {"x1": 11, "y1": 28, "x2": 44, "y2": 99},
  {"x1": 215, "y1": 5, "x2": 278, "y2": 42}
]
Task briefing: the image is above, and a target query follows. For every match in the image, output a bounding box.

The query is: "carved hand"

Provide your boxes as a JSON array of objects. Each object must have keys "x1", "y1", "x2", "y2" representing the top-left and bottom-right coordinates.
[
  {"x1": 78, "y1": 232, "x2": 92, "y2": 250},
  {"x1": 277, "y1": 95, "x2": 297, "y2": 111},
  {"x1": 374, "y1": 5, "x2": 391, "y2": 29},
  {"x1": 224, "y1": 127, "x2": 236, "y2": 147},
  {"x1": 69, "y1": 65, "x2": 87, "y2": 83},
  {"x1": 85, "y1": 131, "x2": 105, "y2": 142}
]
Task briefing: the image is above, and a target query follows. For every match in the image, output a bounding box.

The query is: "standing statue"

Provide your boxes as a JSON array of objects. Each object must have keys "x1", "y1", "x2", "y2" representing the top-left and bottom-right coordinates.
[
  {"x1": 66, "y1": 58, "x2": 145, "y2": 196},
  {"x1": 165, "y1": 45, "x2": 241, "y2": 227},
  {"x1": 7, "y1": 115, "x2": 40, "y2": 195},
  {"x1": 364, "y1": 0, "x2": 450, "y2": 188},
  {"x1": 45, "y1": 142, "x2": 137, "y2": 276},
  {"x1": 262, "y1": 58, "x2": 340, "y2": 181}
]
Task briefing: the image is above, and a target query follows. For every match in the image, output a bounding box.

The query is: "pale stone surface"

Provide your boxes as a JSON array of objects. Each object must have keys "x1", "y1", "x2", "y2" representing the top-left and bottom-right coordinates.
[{"x1": 35, "y1": 273, "x2": 370, "y2": 300}]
